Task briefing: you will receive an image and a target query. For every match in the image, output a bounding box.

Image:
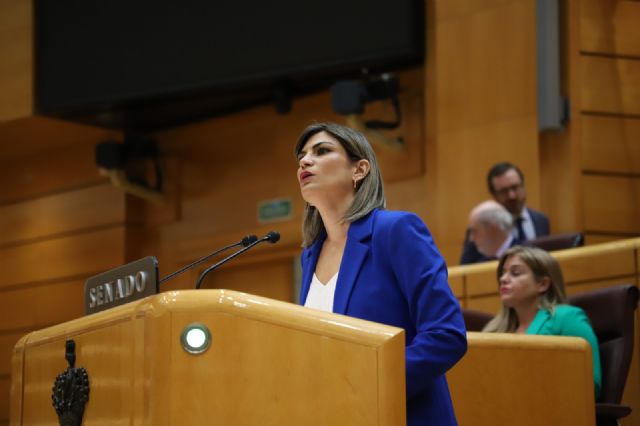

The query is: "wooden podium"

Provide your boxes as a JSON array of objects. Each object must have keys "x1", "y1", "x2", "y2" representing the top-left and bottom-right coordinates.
[{"x1": 10, "y1": 290, "x2": 406, "y2": 425}]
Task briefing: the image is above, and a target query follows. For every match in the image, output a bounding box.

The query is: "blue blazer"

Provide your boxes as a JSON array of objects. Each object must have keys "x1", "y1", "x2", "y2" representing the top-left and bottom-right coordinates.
[{"x1": 300, "y1": 209, "x2": 467, "y2": 426}]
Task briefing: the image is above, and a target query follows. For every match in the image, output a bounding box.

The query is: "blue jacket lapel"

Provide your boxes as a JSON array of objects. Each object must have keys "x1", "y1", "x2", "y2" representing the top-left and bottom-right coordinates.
[
  {"x1": 299, "y1": 235, "x2": 324, "y2": 304},
  {"x1": 332, "y1": 211, "x2": 375, "y2": 315}
]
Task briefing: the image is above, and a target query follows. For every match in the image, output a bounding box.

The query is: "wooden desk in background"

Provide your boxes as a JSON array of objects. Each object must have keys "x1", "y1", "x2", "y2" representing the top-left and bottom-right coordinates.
[{"x1": 448, "y1": 332, "x2": 596, "y2": 426}]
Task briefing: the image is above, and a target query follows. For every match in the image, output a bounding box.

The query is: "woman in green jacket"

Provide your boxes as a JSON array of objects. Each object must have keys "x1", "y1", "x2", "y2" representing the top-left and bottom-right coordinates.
[{"x1": 483, "y1": 245, "x2": 602, "y2": 397}]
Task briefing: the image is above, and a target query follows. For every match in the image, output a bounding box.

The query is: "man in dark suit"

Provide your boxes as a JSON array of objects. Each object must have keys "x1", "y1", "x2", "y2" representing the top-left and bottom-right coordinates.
[
  {"x1": 460, "y1": 200, "x2": 520, "y2": 264},
  {"x1": 486, "y1": 162, "x2": 550, "y2": 239},
  {"x1": 460, "y1": 162, "x2": 550, "y2": 264}
]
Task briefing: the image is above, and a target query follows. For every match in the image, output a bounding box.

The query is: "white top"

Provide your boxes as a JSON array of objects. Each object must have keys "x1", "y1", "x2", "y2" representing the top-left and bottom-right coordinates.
[{"x1": 304, "y1": 272, "x2": 339, "y2": 313}]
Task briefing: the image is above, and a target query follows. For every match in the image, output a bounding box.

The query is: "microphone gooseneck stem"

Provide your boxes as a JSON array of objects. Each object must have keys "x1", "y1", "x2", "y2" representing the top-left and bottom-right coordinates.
[
  {"x1": 159, "y1": 234, "x2": 257, "y2": 285},
  {"x1": 195, "y1": 239, "x2": 264, "y2": 289},
  {"x1": 159, "y1": 242, "x2": 240, "y2": 284}
]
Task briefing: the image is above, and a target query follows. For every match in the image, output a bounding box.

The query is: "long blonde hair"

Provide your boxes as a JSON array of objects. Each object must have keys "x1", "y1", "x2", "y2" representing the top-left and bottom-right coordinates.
[
  {"x1": 483, "y1": 246, "x2": 567, "y2": 332},
  {"x1": 294, "y1": 122, "x2": 386, "y2": 247}
]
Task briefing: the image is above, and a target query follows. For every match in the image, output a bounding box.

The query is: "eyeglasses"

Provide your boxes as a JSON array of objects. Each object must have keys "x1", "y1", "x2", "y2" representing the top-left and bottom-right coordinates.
[{"x1": 493, "y1": 182, "x2": 523, "y2": 197}]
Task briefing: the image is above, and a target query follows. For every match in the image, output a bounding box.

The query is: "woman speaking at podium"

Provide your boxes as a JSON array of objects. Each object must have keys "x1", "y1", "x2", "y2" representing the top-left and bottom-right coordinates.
[{"x1": 294, "y1": 122, "x2": 467, "y2": 426}]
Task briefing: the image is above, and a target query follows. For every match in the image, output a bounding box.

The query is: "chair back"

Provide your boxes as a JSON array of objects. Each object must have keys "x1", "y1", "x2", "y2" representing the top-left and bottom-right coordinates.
[
  {"x1": 523, "y1": 232, "x2": 584, "y2": 252},
  {"x1": 568, "y1": 285, "x2": 639, "y2": 404},
  {"x1": 462, "y1": 308, "x2": 493, "y2": 332}
]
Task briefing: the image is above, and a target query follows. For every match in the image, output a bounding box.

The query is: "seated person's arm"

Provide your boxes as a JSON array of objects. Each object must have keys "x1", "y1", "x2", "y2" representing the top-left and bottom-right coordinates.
[{"x1": 560, "y1": 307, "x2": 602, "y2": 398}]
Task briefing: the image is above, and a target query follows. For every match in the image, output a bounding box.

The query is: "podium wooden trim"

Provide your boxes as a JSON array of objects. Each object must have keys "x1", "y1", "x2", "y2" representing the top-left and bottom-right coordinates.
[{"x1": 11, "y1": 290, "x2": 406, "y2": 425}]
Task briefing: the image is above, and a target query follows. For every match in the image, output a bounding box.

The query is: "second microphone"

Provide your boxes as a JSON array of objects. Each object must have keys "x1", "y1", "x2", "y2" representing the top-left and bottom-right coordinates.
[{"x1": 194, "y1": 231, "x2": 280, "y2": 289}]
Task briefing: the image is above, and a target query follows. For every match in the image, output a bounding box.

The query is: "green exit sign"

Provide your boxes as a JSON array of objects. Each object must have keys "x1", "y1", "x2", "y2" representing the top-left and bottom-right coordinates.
[{"x1": 258, "y1": 198, "x2": 292, "y2": 223}]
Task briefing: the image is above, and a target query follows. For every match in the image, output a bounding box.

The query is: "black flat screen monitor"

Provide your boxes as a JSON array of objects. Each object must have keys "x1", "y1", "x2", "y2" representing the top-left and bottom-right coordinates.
[{"x1": 35, "y1": 0, "x2": 424, "y2": 131}]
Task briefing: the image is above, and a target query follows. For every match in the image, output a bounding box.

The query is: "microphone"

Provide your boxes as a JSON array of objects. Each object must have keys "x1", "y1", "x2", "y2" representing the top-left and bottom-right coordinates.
[
  {"x1": 159, "y1": 235, "x2": 258, "y2": 285},
  {"x1": 195, "y1": 231, "x2": 280, "y2": 289}
]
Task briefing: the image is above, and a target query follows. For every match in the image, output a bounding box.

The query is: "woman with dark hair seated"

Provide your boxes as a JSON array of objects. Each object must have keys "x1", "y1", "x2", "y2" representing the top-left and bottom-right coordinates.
[{"x1": 483, "y1": 245, "x2": 602, "y2": 397}]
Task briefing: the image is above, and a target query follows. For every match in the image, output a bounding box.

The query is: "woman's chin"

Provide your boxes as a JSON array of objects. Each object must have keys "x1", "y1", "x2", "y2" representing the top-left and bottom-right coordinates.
[
  {"x1": 300, "y1": 185, "x2": 316, "y2": 198},
  {"x1": 500, "y1": 295, "x2": 515, "y2": 306}
]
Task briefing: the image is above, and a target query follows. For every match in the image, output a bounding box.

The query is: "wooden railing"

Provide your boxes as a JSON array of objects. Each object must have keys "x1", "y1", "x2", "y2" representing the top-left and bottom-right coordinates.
[{"x1": 448, "y1": 333, "x2": 596, "y2": 425}]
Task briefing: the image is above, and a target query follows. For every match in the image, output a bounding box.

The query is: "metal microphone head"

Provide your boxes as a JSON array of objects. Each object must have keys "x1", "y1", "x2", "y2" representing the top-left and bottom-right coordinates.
[
  {"x1": 264, "y1": 231, "x2": 280, "y2": 243},
  {"x1": 241, "y1": 234, "x2": 258, "y2": 247}
]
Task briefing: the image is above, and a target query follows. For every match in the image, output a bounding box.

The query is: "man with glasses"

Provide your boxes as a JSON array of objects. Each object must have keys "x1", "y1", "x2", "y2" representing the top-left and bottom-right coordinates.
[{"x1": 460, "y1": 162, "x2": 550, "y2": 264}]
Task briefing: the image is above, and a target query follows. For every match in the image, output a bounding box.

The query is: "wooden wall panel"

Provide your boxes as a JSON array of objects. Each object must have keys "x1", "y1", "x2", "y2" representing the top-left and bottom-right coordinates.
[
  {"x1": 0, "y1": 0, "x2": 31, "y2": 121},
  {"x1": 0, "y1": 180, "x2": 126, "y2": 425},
  {"x1": 448, "y1": 274, "x2": 464, "y2": 299},
  {"x1": 585, "y1": 233, "x2": 628, "y2": 245},
  {"x1": 0, "y1": 184, "x2": 125, "y2": 247},
  {"x1": 580, "y1": 0, "x2": 640, "y2": 56},
  {"x1": 0, "y1": 279, "x2": 85, "y2": 332},
  {"x1": 582, "y1": 115, "x2": 640, "y2": 174},
  {"x1": 465, "y1": 265, "x2": 498, "y2": 297},
  {"x1": 0, "y1": 116, "x2": 119, "y2": 161},
  {"x1": 429, "y1": 117, "x2": 540, "y2": 262},
  {"x1": 0, "y1": 117, "x2": 120, "y2": 203},
  {"x1": 582, "y1": 174, "x2": 640, "y2": 234},
  {"x1": 199, "y1": 257, "x2": 294, "y2": 302},
  {"x1": 560, "y1": 243, "x2": 636, "y2": 282},
  {"x1": 0, "y1": 226, "x2": 126, "y2": 288},
  {"x1": 581, "y1": 56, "x2": 640, "y2": 115},
  {"x1": 466, "y1": 296, "x2": 502, "y2": 314},
  {"x1": 426, "y1": 0, "x2": 540, "y2": 264},
  {"x1": 0, "y1": 117, "x2": 124, "y2": 425},
  {"x1": 430, "y1": 0, "x2": 537, "y2": 133},
  {"x1": 566, "y1": 277, "x2": 639, "y2": 295},
  {"x1": 539, "y1": 129, "x2": 583, "y2": 234},
  {"x1": 0, "y1": 377, "x2": 8, "y2": 425},
  {"x1": 576, "y1": 0, "x2": 640, "y2": 246},
  {"x1": 0, "y1": 144, "x2": 106, "y2": 204}
]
